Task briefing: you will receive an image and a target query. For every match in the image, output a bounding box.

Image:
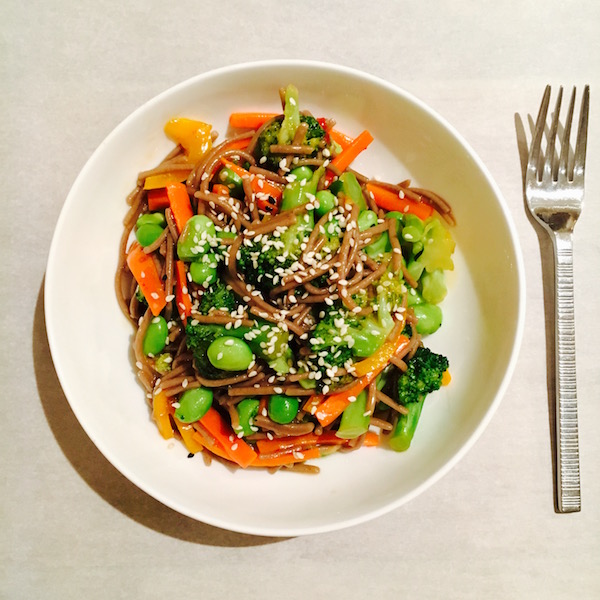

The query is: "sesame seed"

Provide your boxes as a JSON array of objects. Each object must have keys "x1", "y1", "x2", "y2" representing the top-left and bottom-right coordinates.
[
  {"x1": 182, "y1": 379, "x2": 189, "y2": 388},
  {"x1": 274, "y1": 387, "x2": 283, "y2": 394}
]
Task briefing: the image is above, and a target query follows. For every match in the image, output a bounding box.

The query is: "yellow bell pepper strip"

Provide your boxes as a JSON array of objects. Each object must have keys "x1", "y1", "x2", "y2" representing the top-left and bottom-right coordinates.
[
  {"x1": 324, "y1": 129, "x2": 374, "y2": 187},
  {"x1": 152, "y1": 392, "x2": 174, "y2": 439},
  {"x1": 126, "y1": 242, "x2": 166, "y2": 316},
  {"x1": 174, "y1": 260, "x2": 192, "y2": 323},
  {"x1": 143, "y1": 170, "x2": 192, "y2": 190},
  {"x1": 365, "y1": 182, "x2": 434, "y2": 221},
  {"x1": 164, "y1": 117, "x2": 213, "y2": 164},
  {"x1": 229, "y1": 112, "x2": 278, "y2": 129},
  {"x1": 197, "y1": 407, "x2": 258, "y2": 468},
  {"x1": 173, "y1": 417, "x2": 204, "y2": 454},
  {"x1": 166, "y1": 182, "x2": 194, "y2": 234},
  {"x1": 441, "y1": 369, "x2": 452, "y2": 386},
  {"x1": 314, "y1": 334, "x2": 410, "y2": 427}
]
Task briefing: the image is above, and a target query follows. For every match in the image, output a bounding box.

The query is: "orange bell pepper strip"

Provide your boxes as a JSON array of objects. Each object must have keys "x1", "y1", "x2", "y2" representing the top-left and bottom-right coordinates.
[
  {"x1": 152, "y1": 392, "x2": 174, "y2": 440},
  {"x1": 147, "y1": 188, "x2": 170, "y2": 211},
  {"x1": 229, "y1": 112, "x2": 278, "y2": 129},
  {"x1": 174, "y1": 260, "x2": 192, "y2": 323},
  {"x1": 315, "y1": 334, "x2": 410, "y2": 427},
  {"x1": 126, "y1": 242, "x2": 166, "y2": 316},
  {"x1": 198, "y1": 408, "x2": 258, "y2": 468},
  {"x1": 324, "y1": 129, "x2": 374, "y2": 186},
  {"x1": 365, "y1": 182, "x2": 434, "y2": 221},
  {"x1": 166, "y1": 182, "x2": 194, "y2": 234}
]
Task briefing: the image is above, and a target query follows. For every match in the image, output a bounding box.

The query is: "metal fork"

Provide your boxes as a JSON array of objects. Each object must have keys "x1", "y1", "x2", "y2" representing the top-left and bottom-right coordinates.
[{"x1": 526, "y1": 85, "x2": 589, "y2": 513}]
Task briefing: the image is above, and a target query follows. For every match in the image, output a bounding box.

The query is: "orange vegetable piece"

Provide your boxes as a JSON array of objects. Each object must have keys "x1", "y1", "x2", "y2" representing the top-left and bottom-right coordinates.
[
  {"x1": 152, "y1": 392, "x2": 174, "y2": 440},
  {"x1": 166, "y1": 182, "x2": 194, "y2": 234},
  {"x1": 365, "y1": 182, "x2": 434, "y2": 221},
  {"x1": 164, "y1": 118, "x2": 212, "y2": 164},
  {"x1": 126, "y1": 242, "x2": 166, "y2": 316}
]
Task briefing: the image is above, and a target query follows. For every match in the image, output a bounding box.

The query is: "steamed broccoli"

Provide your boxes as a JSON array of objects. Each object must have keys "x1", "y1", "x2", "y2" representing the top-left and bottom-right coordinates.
[
  {"x1": 198, "y1": 279, "x2": 240, "y2": 315},
  {"x1": 388, "y1": 346, "x2": 449, "y2": 451}
]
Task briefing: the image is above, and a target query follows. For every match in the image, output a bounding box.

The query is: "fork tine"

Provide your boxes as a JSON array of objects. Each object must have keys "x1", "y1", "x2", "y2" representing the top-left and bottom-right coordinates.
[
  {"x1": 557, "y1": 87, "x2": 576, "y2": 181},
  {"x1": 573, "y1": 85, "x2": 590, "y2": 181},
  {"x1": 527, "y1": 85, "x2": 551, "y2": 178},
  {"x1": 544, "y1": 86, "x2": 563, "y2": 181}
]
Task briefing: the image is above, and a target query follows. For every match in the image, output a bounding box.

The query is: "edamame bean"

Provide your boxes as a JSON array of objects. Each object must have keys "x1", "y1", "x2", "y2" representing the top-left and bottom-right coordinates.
[
  {"x1": 207, "y1": 336, "x2": 253, "y2": 371},
  {"x1": 289, "y1": 165, "x2": 314, "y2": 183},
  {"x1": 143, "y1": 315, "x2": 168, "y2": 356},
  {"x1": 189, "y1": 254, "x2": 218, "y2": 287},
  {"x1": 136, "y1": 212, "x2": 166, "y2": 229},
  {"x1": 268, "y1": 394, "x2": 299, "y2": 424},
  {"x1": 413, "y1": 303, "x2": 443, "y2": 335},
  {"x1": 406, "y1": 258, "x2": 425, "y2": 282},
  {"x1": 421, "y1": 269, "x2": 447, "y2": 304},
  {"x1": 365, "y1": 231, "x2": 391, "y2": 258},
  {"x1": 315, "y1": 190, "x2": 336, "y2": 218},
  {"x1": 177, "y1": 215, "x2": 216, "y2": 260},
  {"x1": 402, "y1": 214, "x2": 425, "y2": 243},
  {"x1": 136, "y1": 223, "x2": 164, "y2": 247},
  {"x1": 235, "y1": 398, "x2": 260, "y2": 437},
  {"x1": 174, "y1": 387, "x2": 213, "y2": 423},
  {"x1": 217, "y1": 167, "x2": 244, "y2": 198},
  {"x1": 357, "y1": 210, "x2": 378, "y2": 232}
]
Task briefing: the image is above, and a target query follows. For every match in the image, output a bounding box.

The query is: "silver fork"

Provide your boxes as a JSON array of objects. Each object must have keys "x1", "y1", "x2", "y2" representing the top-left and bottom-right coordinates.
[{"x1": 526, "y1": 85, "x2": 589, "y2": 513}]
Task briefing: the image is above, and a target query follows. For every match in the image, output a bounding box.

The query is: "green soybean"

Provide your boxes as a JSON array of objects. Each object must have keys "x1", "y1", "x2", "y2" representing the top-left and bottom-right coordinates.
[
  {"x1": 315, "y1": 190, "x2": 336, "y2": 218},
  {"x1": 357, "y1": 210, "x2": 378, "y2": 232},
  {"x1": 136, "y1": 212, "x2": 166, "y2": 229},
  {"x1": 268, "y1": 394, "x2": 299, "y2": 424},
  {"x1": 174, "y1": 388, "x2": 213, "y2": 423},
  {"x1": 177, "y1": 215, "x2": 216, "y2": 260},
  {"x1": 189, "y1": 255, "x2": 218, "y2": 287},
  {"x1": 365, "y1": 231, "x2": 391, "y2": 258},
  {"x1": 136, "y1": 223, "x2": 164, "y2": 247},
  {"x1": 289, "y1": 165, "x2": 314, "y2": 183},
  {"x1": 402, "y1": 214, "x2": 425, "y2": 243},
  {"x1": 217, "y1": 167, "x2": 244, "y2": 198},
  {"x1": 143, "y1": 316, "x2": 168, "y2": 356},
  {"x1": 421, "y1": 269, "x2": 447, "y2": 304},
  {"x1": 207, "y1": 336, "x2": 253, "y2": 371},
  {"x1": 235, "y1": 398, "x2": 260, "y2": 437},
  {"x1": 413, "y1": 303, "x2": 443, "y2": 335}
]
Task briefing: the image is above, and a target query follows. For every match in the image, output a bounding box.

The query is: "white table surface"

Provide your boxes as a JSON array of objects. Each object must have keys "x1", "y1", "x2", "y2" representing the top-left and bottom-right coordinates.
[{"x1": 2, "y1": 1, "x2": 599, "y2": 598}]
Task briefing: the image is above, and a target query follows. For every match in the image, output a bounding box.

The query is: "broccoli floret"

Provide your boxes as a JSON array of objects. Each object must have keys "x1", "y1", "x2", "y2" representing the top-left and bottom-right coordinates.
[
  {"x1": 253, "y1": 115, "x2": 325, "y2": 172},
  {"x1": 198, "y1": 279, "x2": 240, "y2": 315},
  {"x1": 153, "y1": 353, "x2": 172, "y2": 375},
  {"x1": 388, "y1": 346, "x2": 449, "y2": 452},
  {"x1": 185, "y1": 323, "x2": 234, "y2": 380},
  {"x1": 397, "y1": 346, "x2": 449, "y2": 405}
]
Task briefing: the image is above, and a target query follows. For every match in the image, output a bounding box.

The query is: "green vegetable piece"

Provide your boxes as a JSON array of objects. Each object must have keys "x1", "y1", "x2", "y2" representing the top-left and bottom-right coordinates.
[
  {"x1": 406, "y1": 287, "x2": 423, "y2": 307},
  {"x1": 289, "y1": 166, "x2": 313, "y2": 183},
  {"x1": 217, "y1": 167, "x2": 244, "y2": 199},
  {"x1": 207, "y1": 336, "x2": 253, "y2": 371},
  {"x1": 365, "y1": 231, "x2": 391, "y2": 259},
  {"x1": 336, "y1": 390, "x2": 370, "y2": 439},
  {"x1": 189, "y1": 254, "x2": 218, "y2": 287},
  {"x1": 401, "y1": 214, "x2": 425, "y2": 243},
  {"x1": 174, "y1": 387, "x2": 213, "y2": 423},
  {"x1": 177, "y1": 215, "x2": 217, "y2": 261},
  {"x1": 419, "y1": 217, "x2": 455, "y2": 272},
  {"x1": 136, "y1": 212, "x2": 166, "y2": 229},
  {"x1": 315, "y1": 190, "x2": 336, "y2": 218},
  {"x1": 328, "y1": 179, "x2": 343, "y2": 196},
  {"x1": 406, "y1": 259, "x2": 425, "y2": 283},
  {"x1": 143, "y1": 316, "x2": 168, "y2": 356},
  {"x1": 281, "y1": 166, "x2": 325, "y2": 211},
  {"x1": 235, "y1": 398, "x2": 260, "y2": 437},
  {"x1": 421, "y1": 269, "x2": 447, "y2": 304},
  {"x1": 136, "y1": 223, "x2": 164, "y2": 247},
  {"x1": 277, "y1": 84, "x2": 301, "y2": 145},
  {"x1": 357, "y1": 210, "x2": 378, "y2": 232},
  {"x1": 413, "y1": 303, "x2": 443, "y2": 335},
  {"x1": 388, "y1": 401, "x2": 424, "y2": 452},
  {"x1": 268, "y1": 394, "x2": 299, "y2": 424},
  {"x1": 336, "y1": 172, "x2": 367, "y2": 211},
  {"x1": 216, "y1": 230, "x2": 236, "y2": 240},
  {"x1": 153, "y1": 353, "x2": 173, "y2": 374}
]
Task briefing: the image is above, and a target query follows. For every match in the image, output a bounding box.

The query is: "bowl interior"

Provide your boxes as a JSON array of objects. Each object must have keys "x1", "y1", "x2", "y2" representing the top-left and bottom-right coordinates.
[{"x1": 45, "y1": 61, "x2": 524, "y2": 536}]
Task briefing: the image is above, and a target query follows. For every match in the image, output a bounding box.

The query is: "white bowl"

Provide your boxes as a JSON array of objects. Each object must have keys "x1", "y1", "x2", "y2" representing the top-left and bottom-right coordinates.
[{"x1": 45, "y1": 60, "x2": 525, "y2": 536}]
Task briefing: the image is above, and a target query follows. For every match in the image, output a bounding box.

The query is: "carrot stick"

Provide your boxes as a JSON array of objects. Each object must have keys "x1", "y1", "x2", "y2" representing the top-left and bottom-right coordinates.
[
  {"x1": 221, "y1": 158, "x2": 283, "y2": 211},
  {"x1": 198, "y1": 408, "x2": 258, "y2": 468},
  {"x1": 191, "y1": 431, "x2": 230, "y2": 461},
  {"x1": 126, "y1": 242, "x2": 166, "y2": 316},
  {"x1": 224, "y1": 137, "x2": 252, "y2": 151},
  {"x1": 329, "y1": 129, "x2": 354, "y2": 151},
  {"x1": 365, "y1": 182, "x2": 434, "y2": 221},
  {"x1": 174, "y1": 260, "x2": 192, "y2": 323},
  {"x1": 166, "y1": 182, "x2": 194, "y2": 234},
  {"x1": 324, "y1": 129, "x2": 374, "y2": 186},
  {"x1": 152, "y1": 392, "x2": 174, "y2": 440},
  {"x1": 255, "y1": 431, "x2": 344, "y2": 455},
  {"x1": 363, "y1": 431, "x2": 380, "y2": 447},
  {"x1": 211, "y1": 183, "x2": 230, "y2": 197},
  {"x1": 147, "y1": 188, "x2": 170, "y2": 211},
  {"x1": 251, "y1": 447, "x2": 321, "y2": 468},
  {"x1": 143, "y1": 170, "x2": 192, "y2": 190},
  {"x1": 229, "y1": 112, "x2": 278, "y2": 129}
]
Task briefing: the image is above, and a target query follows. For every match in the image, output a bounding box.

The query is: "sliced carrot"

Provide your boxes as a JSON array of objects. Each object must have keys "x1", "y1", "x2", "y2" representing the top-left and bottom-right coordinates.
[
  {"x1": 147, "y1": 188, "x2": 170, "y2": 211},
  {"x1": 174, "y1": 418, "x2": 204, "y2": 454},
  {"x1": 174, "y1": 260, "x2": 192, "y2": 323},
  {"x1": 255, "y1": 431, "x2": 344, "y2": 455},
  {"x1": 143, "y1": 170, "x2": 191, "y2": 190},
  {"x1": 365, "y1": 182, "x2": 434, "y2": 221},
  {"x1": 324, "y1": 129, "x2": 374, "y2": 186},
  {"x1": 224, "y1": 137, "x2": 252, "y2": 151},
  {"x1": 229, "y1": 112, "x2": 278, "y2": 129},
  {"x1": 211, "y1": 184, "x2": 230, "y2": 197},
  {"x1": 198, "y1": 408, "x2": 258, "y2": 468},
  {"x1": 152, "y1": 392, "x2": 174, "y2": 440},
  {"x1": 191, "y1": 431, "x2": 230, "y2": 461},
  {"x1": 166, "y1": 182, "x2": 194, "y2": 234},
  {"x1": 363, "y1": 431, "x2": 380, "y2": 447},
  {"x1": 251, "y1": 447, "x2": 321, "y2": 468},
  {"x1": 126, "y1": 242, "x2": 166, "y2": 316},
  {"x1": 329, "y1": 129, "x2": 354, "y2": 151}
]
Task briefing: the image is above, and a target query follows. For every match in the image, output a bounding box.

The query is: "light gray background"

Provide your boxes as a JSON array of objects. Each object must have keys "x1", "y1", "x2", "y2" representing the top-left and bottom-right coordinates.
[{"x1": 2, "y1": 1, "x2": 599, "y2": 598}]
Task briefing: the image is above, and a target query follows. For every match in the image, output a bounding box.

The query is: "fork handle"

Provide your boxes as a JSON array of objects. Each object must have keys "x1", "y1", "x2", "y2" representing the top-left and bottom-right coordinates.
[{"x1": 552, "y1": 231, "x2": 581, "y2": 512}]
